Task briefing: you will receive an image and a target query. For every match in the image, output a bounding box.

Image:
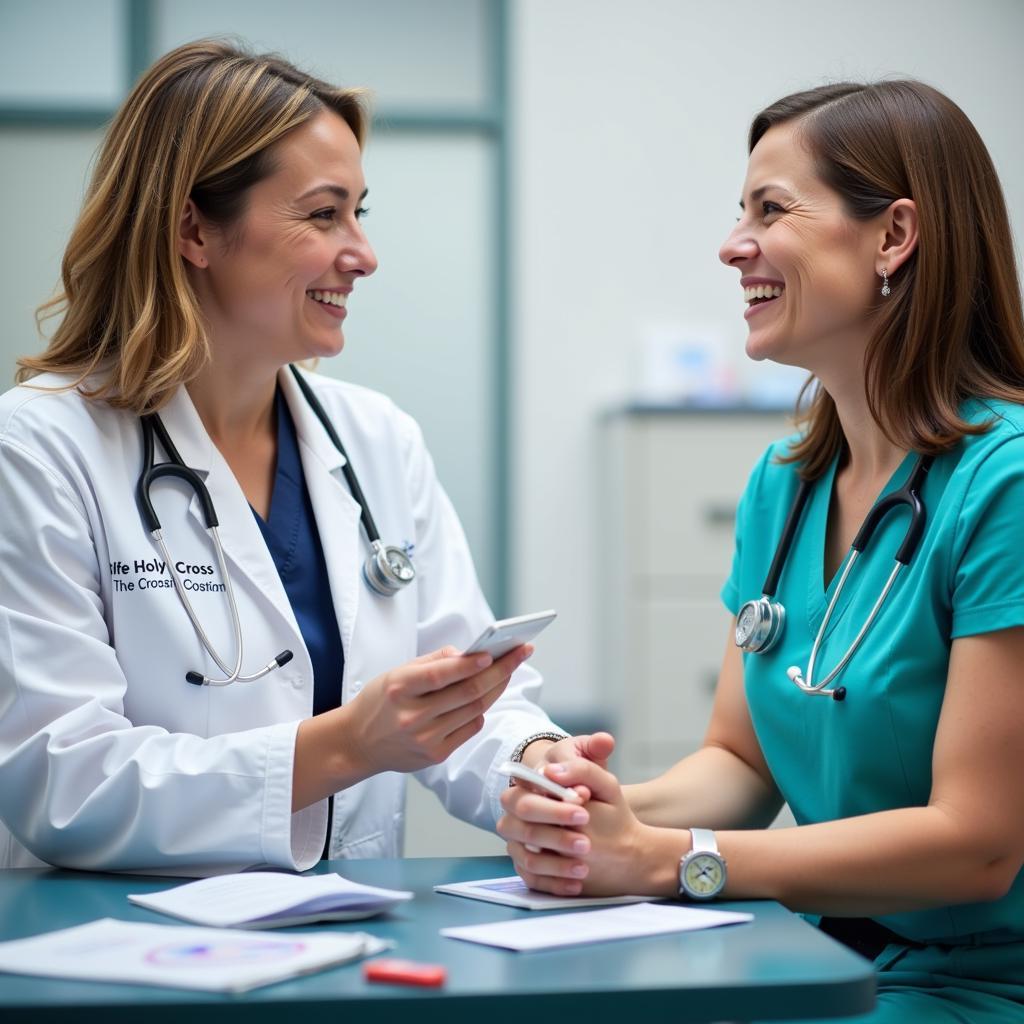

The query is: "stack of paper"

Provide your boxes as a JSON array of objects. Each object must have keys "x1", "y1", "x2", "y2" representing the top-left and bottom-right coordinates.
[
  {"x1": 0, "y1": 918, "x2": 388, "y2": 993},
  {"x1": 127, "y1": 871, "x2": 413, "y2": 929}
]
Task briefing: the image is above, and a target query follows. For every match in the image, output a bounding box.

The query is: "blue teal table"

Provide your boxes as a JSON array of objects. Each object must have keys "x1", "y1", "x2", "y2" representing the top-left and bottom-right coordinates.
[{"x1": 0, "y1": 856, "x2": 874, "y2": 1022}]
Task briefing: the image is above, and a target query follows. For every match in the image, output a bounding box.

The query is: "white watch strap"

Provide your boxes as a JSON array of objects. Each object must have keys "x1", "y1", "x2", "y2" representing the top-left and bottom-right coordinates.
[{"x1": 689, "y1": 827, "x2": 718, "y2": 855}]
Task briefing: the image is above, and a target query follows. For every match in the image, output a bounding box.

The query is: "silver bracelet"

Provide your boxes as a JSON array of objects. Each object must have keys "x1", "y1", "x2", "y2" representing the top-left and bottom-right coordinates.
[{"x1": 508, "y1": 731, "x2": 569, "y2": 777}]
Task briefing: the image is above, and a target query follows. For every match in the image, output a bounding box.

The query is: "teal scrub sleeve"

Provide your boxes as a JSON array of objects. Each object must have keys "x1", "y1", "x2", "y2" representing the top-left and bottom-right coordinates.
[
  {"x1": 951, "y1": 435, "x2": 1024, "y2": 638},
  {"x1": 720, "y1": 443, "x2": 779, "y2": 616}
]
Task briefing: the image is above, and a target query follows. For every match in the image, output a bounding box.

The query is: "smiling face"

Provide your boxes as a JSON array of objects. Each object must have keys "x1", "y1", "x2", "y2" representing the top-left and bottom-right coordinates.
[
  {"x1": 190, "y1": 109, "x2": 377, "y2": 368},
  {"x1": 719, "y1": 121, "x2": 886, "y2": 380}
]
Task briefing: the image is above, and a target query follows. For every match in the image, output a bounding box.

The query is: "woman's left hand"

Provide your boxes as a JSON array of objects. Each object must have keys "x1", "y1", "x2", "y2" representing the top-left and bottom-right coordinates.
[
  {"x1": 498, "y1": 758, "x2": 654, "y2": 897},
  {"x1": 530, "y1": 731, "x2": 616, "y2": 772}
]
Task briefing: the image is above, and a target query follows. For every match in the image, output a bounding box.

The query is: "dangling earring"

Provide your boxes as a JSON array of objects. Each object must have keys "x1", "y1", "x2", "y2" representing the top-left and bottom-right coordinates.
[{"x1": 880, "y1": 268, "x2": 891, "y2": 297}]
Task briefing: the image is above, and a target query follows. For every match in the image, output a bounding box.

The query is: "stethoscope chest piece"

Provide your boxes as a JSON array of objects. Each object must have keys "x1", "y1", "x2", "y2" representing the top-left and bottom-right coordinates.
[
  {"x1": 735, "y1": 596, "x2": 785, "y2": 653},
  {"x1": 363, "y1": 540, "x2": 416, "y2": 597},
  {"x1": 736, "y1": 453, "x2": 933, "y2": 701}
]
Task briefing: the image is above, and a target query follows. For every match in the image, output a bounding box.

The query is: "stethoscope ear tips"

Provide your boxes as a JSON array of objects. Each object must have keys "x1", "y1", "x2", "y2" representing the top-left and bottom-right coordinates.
[{"x1": 786, "y1": 667, "x2": 847, "y2": 701}]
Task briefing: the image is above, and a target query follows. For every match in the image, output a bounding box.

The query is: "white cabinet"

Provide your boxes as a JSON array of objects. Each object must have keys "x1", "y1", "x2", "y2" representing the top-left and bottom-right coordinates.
[{"x1": 601, "y1": 410, "x2": 788, "y2": 782}]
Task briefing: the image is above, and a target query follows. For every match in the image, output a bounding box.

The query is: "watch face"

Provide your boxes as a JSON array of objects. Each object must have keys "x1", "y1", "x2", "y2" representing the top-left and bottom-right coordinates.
[{"x1": 683, "y1": 853, "x2": 725, "y2": 897}]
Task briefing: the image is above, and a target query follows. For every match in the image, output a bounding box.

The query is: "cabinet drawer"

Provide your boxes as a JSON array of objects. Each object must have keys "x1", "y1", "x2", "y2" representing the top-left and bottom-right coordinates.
[
  {"x1": 641, "y1": 599, "x2": 729, "y2": 748},
  {"x1": 636, "y1": 416, "x2": 786, "y2": 576}
]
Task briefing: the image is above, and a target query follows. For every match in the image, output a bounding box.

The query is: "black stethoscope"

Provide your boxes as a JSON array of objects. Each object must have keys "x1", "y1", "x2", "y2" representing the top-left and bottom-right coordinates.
[
  {"x1": 734, "y1": 453, "x2": 933, "y2": 701},
  {"x1": 135, "y1": 365, "x2": 416, "y2": 687}
]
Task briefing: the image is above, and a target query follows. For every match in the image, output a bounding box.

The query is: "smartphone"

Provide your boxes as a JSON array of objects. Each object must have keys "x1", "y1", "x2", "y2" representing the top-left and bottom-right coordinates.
[
  {"x1": 464, "y1": 609, "x2": 557, "y2": 659},
  {"x1": 498, "y1": 760, "x2": 581, "y2": 803}
]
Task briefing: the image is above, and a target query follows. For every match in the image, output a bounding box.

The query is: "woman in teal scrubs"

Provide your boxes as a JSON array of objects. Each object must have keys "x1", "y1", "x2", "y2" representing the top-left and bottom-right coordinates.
[{"x1": 497, "y1": 80, "x2": 1024, "y2": 1021}]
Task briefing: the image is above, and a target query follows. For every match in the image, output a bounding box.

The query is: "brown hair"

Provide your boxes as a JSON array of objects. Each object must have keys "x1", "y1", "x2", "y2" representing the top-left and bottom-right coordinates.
[
  {"x1": 750, "y1": 81, "x2": 1024, "y2": 479},
  {"x1": 17, "y1": 39, "x2": 368, "y2": 413}
]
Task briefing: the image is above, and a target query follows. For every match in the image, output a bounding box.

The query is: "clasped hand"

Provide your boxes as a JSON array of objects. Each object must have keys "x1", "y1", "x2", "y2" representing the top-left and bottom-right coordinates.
[{"x1": 497, "y1": 733, "x2": 649, "y2": 896}]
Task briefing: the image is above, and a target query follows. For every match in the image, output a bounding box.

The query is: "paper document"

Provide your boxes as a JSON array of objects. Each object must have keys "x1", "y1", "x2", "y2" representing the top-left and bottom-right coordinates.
[
  {"x1": 128, "y1": 871, "x2": 413, "y2": 928},
  {"x1": 441, "y1": 901, "x2": 753, "y2": 951},
  {"x1": 0, "y1": 918, "x2": 389, "y2": 993},
  {"x1": 434, "y1": 875, "x2": 651, "y2": 910}
]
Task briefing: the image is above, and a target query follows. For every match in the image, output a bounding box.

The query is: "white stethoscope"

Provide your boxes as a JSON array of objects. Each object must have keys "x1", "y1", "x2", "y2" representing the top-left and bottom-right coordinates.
[
  {"x1": 734, "y1": 454, "x2": 932, "y2": 702},
  {"x1": 135, "y1": 365, "x2": 416, "y2": 687}
]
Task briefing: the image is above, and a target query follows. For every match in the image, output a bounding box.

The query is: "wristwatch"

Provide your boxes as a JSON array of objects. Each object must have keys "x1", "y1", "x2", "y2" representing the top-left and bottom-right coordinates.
[{"x1": 678, "y1": 828, "x2": 727, "y2": 900}]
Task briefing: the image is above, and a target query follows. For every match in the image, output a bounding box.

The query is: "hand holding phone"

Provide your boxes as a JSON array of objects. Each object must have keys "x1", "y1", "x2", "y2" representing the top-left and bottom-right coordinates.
[
  {"x1": 498, "y1": 760, "x2": 582, "y2": 804},
  {"x1": 464, "y1": 610, "x2": 557, "y2": 659}
]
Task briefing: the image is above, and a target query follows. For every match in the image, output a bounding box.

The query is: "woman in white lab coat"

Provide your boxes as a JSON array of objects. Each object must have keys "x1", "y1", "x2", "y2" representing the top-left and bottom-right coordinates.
[{"x1": 0, "y1": 39, "x2": 569, "y2": 873}]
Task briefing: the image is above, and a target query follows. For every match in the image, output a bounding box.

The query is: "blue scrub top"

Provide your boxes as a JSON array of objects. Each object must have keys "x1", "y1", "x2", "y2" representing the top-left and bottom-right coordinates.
[
  {"x1": 254, "y1": 388, "x2": 345, "y2": 717},
  {"x1": 723, "y1": 398, "x2": 1024, "y2": 945}
]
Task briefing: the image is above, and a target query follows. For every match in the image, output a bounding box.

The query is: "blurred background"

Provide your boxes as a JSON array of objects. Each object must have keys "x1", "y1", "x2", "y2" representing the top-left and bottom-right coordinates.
[{"x1": 2, "y1": 0, "x2": 1023, "y2": 854}]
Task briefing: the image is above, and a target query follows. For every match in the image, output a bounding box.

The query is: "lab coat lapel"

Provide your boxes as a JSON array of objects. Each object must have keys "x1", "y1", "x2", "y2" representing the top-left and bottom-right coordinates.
[
  {"x1": 153, "y1": 385, "x2": 216, "y2": 480},
  {"x1": 279, "y1": 368, "x2": 363, "y2": 670},
  {"x1": 155, "y1": 384, "x2": 302, "y2": 642}
]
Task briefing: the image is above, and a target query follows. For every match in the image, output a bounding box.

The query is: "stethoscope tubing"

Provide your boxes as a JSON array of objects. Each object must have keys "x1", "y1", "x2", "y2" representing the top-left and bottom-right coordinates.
[
  {"x1": 745, "y1": 453, "x2": 933, "y2": 700},
  {"x1": 140, "y1": 417, "x2": 290, "y2": 685},
  {"x1": 762, "y1": 476, "x2": 814, "y2": 599},
  {"x1": 793, "y1": 555, "x2": 903, "y2": 696},
  {"x1": 287, "y1": 365, "x2": 382, "y2": 545},
  {"x1": 135, "y1": 367, "x2": 408, "y2": 686},
  {"x1": 152, "y1": 524, "x2": 267, "y2": 685},
  {"x1": 288, "y1": 366, "x2": 415, "y2": 595}
]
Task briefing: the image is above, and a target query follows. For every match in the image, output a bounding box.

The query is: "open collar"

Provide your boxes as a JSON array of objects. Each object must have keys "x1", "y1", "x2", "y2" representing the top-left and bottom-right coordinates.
[{"x1": 278, "y1": 365, "x2": 349, "y2": 475}]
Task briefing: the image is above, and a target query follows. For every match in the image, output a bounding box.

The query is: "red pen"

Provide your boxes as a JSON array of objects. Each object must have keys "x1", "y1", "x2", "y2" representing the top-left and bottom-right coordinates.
[{"x1": 363, "y1": 958, "x2": 448, "y2": 988}]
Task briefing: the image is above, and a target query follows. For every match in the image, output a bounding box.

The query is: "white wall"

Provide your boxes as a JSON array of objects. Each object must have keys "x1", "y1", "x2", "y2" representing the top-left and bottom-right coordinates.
[{"x1": 510, "y1": 0, "x2": 1024, "y2": 721}]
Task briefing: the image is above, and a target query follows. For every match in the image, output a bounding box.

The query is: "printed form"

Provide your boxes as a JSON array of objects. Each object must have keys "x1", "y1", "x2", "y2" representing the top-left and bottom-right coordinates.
[{"x1": 0, "y1": 918, "x2": 388, "y2": 992}]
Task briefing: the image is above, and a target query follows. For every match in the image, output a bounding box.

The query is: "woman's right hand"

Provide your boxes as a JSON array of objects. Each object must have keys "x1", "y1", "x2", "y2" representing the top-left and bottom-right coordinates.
[
  {"x1": 293, "y1": 643, "x2": 531, "y2": 810},
  {"x1": 344, "y1": 644, "x2": 533, "y2": 776},
  {"x1": 499, "y1": 758, "x2": 657, "y2": 897}
]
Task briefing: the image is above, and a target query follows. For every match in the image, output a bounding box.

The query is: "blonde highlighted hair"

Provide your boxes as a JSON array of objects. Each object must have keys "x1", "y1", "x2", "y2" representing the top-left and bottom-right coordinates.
[{"x1": 17, "y1": 39, "x2": 368, "y2": 412}]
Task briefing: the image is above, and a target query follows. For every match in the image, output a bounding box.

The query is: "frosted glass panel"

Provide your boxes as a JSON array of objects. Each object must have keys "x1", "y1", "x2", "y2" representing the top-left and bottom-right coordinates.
[
  {"x1": 321, "y1": 132, "x2": 497, "y2": 601},
  {"x1": 154, "y1": 0, "x2": 490, "y2": 111},
  {"x1": 0, "y1": 0, "x2": 125, "y2": 107},
  {"x1": 0, "y1": 129, "x2": 104, "y2": 388}
]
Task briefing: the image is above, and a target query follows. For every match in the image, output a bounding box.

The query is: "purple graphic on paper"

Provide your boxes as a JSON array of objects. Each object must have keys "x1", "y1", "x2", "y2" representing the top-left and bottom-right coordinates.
[{"x1": 144, "y1": 938, "x2": 306, "y2": 967}]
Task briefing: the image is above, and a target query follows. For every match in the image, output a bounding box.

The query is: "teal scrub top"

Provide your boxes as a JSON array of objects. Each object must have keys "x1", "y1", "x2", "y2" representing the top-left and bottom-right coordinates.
[{"x1": 722, "y1": 398, "x2": 1024, "y2": 945}]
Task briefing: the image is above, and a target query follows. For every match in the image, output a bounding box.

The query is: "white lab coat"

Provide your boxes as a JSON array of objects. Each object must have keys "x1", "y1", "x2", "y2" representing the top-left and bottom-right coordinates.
[{"x1": 0, "y1": 366, "x2": 561, "y2": 873}]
